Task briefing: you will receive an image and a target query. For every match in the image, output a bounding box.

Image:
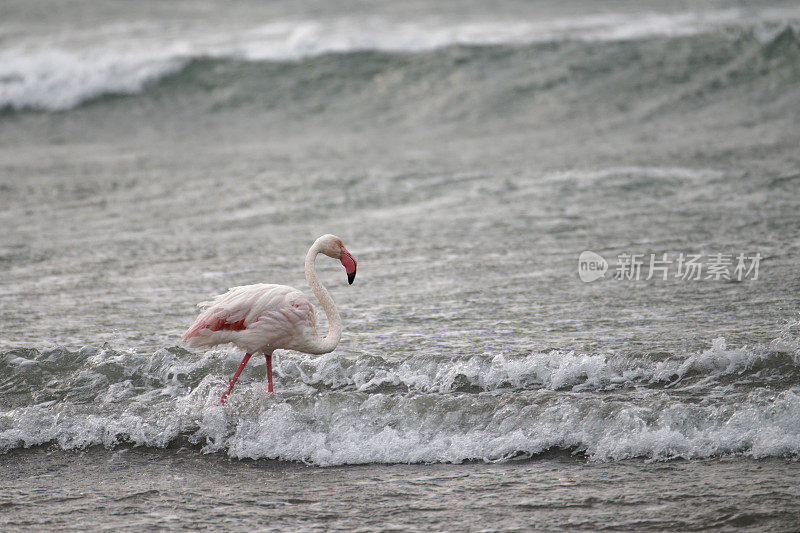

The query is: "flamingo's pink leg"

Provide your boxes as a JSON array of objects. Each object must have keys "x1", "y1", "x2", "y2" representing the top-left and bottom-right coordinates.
[
  {"x1": 265, "y1": 352, "x2": 274, "y2": 393},
  {"x1": 220, "y1": 352, "x2": 252, "y2": 403}
]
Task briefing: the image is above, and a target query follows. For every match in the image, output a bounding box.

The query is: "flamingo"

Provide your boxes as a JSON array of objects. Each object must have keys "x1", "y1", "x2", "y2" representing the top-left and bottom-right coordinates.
[{"x1": 182, "y1": 234, "x2": 357, "y2": 402}]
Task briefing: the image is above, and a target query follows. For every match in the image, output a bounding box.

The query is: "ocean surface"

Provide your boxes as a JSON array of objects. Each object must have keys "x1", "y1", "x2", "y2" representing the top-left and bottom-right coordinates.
[{"x1": 2, "y1": 0, "x2": 800, "y2": 530}]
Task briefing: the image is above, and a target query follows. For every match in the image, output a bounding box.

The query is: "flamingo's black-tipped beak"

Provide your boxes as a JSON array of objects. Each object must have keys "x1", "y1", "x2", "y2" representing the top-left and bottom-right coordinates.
[{"x1": 341, "y1": 247, "x2": 357, "y2": 285}]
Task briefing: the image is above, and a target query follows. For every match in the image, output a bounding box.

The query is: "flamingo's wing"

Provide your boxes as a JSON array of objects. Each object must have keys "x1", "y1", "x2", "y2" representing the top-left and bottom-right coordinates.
[{"x1": 182, "y1": 284, "x2": 315, "y2": 351}]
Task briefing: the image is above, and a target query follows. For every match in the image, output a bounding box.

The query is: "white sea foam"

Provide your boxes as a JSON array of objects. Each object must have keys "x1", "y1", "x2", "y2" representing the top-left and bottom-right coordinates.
[
  {"x1": 1, "y1": 329, "x2": 799, "y2": 464},
  {"x1": 0, "y1": 44, "x2": 187, "y2": 111},
  {"x1": 2, "y1": 379, "x2": 799, "y2": 465},
  {"x1": 2, "y1": 7, "x2": 798, "y2": 110},
  {"x1": 273, "y1": 336, "x2": 799, "y2": 394}
]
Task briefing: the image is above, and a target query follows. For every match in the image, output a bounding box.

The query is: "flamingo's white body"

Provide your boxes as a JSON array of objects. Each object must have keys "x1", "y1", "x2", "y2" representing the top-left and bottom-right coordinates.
[{"x1": 182, "y1": 234, "x2": 357, "y2": 402}]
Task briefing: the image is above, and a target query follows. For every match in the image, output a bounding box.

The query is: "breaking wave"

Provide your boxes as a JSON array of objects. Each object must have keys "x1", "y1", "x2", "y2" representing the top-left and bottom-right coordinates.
[
  {"x1": 1, "y1": 11, "x2": 798, "y2": 111},
  {"x1": 1, "y1": 324, "x2": 799, "y2": 465}
]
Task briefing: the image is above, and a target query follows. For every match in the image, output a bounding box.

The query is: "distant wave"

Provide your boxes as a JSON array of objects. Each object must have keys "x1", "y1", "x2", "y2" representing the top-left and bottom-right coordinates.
[
  {"x1": 1, "y1": 324, "x2": 799, "y2": 464},
  {"x1": 1, "y1": 8, "x2": 798, "y2": 111}
]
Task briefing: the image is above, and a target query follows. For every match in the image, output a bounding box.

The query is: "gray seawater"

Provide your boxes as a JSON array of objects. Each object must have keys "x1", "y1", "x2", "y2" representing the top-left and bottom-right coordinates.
[{"x1": 2, "y1": 0, "x2": 800, "y2": 529}]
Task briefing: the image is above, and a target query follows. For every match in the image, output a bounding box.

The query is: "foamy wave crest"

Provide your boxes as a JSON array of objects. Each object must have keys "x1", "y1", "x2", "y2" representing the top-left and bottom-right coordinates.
[
  {"x1": 0, "y1": 47, "x2": 187, "y2": 111},
  {"x1": 1, "y1": 328, "x2": 799, "y2": 464},
  {"x1": 3, "y1": 382, "x2": 800, "y2": 465},
  {"x1": 277, "y1": 337, "x2": 800, "y2": 393},
  {"x1": 203, "y1": 388, "x2": 800, "y2": 464},
  {"x1": 2, "y1": 8, "x2": 798, "y2": 110}
]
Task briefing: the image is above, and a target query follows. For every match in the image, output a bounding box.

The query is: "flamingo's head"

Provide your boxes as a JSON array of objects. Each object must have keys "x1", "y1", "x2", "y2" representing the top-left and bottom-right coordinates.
[{"x1": 317, "y1": 234, "x2": 357, "y2": 284}]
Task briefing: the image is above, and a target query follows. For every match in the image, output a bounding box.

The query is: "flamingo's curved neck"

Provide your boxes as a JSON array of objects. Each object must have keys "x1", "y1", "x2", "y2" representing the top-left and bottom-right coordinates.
[{"x1": 304, "y1": 240, "x2": 342, "y2": 354}]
